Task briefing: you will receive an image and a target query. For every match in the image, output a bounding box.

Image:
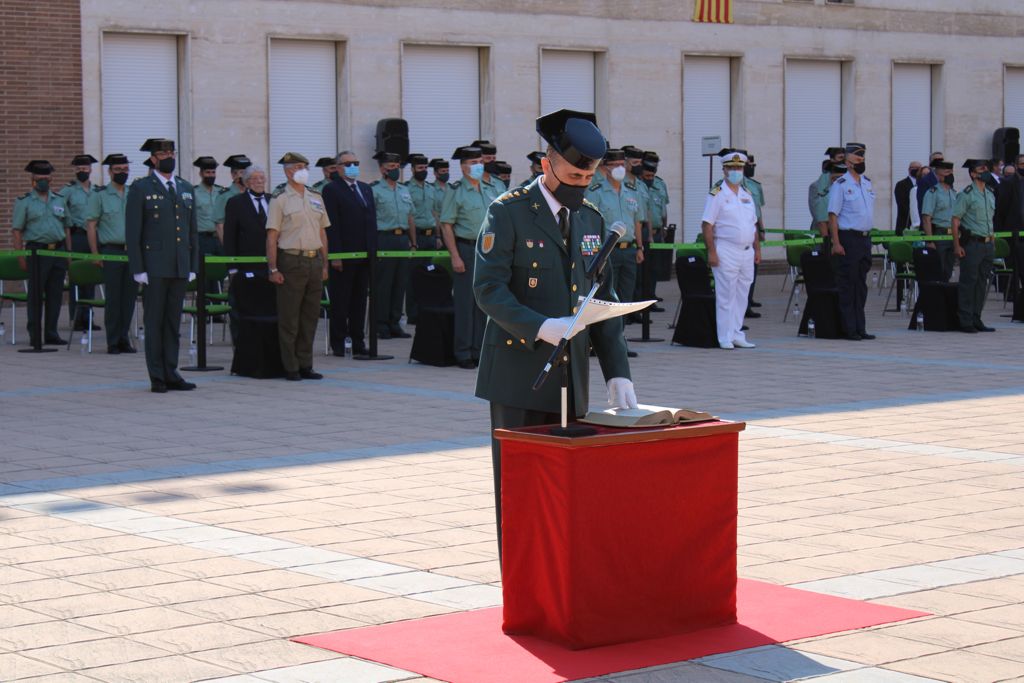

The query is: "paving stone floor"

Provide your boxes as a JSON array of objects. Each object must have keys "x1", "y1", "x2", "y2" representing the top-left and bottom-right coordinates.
[{"x1": 0, "y1": 269, "x2": 1022, "y2": 682}]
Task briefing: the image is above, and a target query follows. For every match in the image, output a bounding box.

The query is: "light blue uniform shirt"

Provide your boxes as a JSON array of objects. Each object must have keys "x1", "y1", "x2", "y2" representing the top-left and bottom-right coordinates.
[{"x1": 827, "y1": 172, "x2": 875, "y2": 231}]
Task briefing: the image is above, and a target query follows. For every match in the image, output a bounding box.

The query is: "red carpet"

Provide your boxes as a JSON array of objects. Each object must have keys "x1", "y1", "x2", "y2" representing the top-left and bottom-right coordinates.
[{"x1": 294, "y1": 579, "x2": 928, "y2": 683}]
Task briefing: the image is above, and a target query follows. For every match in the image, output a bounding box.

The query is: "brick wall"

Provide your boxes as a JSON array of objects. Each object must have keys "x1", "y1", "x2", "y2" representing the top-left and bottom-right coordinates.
[{"x1": 0, "y1": 1, "x2": 84, "y2": 250}]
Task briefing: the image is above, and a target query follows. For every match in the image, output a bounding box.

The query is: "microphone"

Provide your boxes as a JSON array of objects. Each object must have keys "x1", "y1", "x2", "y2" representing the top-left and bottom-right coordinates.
[{"x1": 585, "y1": 221, "x2": 628, "y2": 280}]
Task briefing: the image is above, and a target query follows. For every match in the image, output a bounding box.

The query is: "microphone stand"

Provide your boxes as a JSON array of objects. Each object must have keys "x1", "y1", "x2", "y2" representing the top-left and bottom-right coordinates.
[{"x1": 532, "y1": 272, "x2": 605, "y2": 438}]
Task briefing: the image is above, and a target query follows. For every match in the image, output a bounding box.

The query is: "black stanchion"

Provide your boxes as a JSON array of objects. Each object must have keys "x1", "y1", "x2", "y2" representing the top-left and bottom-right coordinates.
[
  {"x1": 354, "y1": 247, "x2": 393, "y2": 361},
  {"x1": 628, "y1": 247, "x2": 664, "y2": 343},
  {"x1": 182, "y1": 255, "x2": 223, "y2": 372},
  {"x1": 19, "y1": 247, "x2": 57, "y2": 354}
]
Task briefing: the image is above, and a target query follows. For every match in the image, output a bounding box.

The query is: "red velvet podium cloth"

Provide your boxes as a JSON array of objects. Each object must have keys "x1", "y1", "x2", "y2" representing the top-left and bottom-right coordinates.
[{"x1": 496, "y1": 421, "x2": 743, "y2": 650}]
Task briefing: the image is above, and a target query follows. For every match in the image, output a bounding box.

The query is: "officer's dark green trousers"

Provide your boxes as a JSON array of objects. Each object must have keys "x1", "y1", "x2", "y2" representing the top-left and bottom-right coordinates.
[
  {"x1": 100, "y1": 245, "x2": 136, "y2": 347},
  {"x1": 374, "y1": 231, "x2": 409, "y2": 333},
  {"x1": 958, "y1": 239, "x2": 994, "y2": 327},
  {"x1": 142, "y1": 276, "x2": 187, "y2": 382}
]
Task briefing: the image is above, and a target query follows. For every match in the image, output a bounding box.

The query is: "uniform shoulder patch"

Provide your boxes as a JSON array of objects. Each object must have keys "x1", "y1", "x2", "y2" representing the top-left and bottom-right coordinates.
[
  {"x1": 480, "y1": 232, "x2": 495, "y2": 254},
  {"x1": 94, "y1": 185, "x2": 106, "y2": 192},
  {"x1": 709, "y1": 186, "x2": 722, "y2": 196},
  {"x1": 369, "y1": 180, "x2": 380, "y2": 187},
  {"x1": 836, "y1": 177, "x2": 847, "y2": 184},
  {"x1": 963, "y1": 185, "x2": 973, "y2": 194},
  {"x1": 581, "y1": 198, "x2": 600, "y2": 213},
  {"x1": 17, "y1": 191, "x2": 30, "y2": 200},
  {"x1": 448, "y1": 180, "x2": 461, "y2": 189},
  {"x1": 625, "y1": 180, "x2": 636, "y2": 190},
  {"x1": 271, "y1": 187, "x2": 285, "y2": 198},
  {"x1": 927, "y1": 185, "x2": 937, "y2": 193},
  {"x1": 863, "y1": 176, "x2": 871, "y2": 182},
  {"x1": 588, "y1": 183, "x2": 602, "y2": 191},
  {"x1": 217, "y1": 187, "x2": 232, "y2": 195}
]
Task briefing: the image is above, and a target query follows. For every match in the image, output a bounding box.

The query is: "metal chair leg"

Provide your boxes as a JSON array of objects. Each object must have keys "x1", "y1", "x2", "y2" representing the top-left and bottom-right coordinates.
[{"x1": 882, "y1": 277, "x2": 897, "y2": 316}]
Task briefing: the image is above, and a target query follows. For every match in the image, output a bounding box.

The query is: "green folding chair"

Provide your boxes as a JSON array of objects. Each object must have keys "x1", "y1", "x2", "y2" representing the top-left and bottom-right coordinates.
[
  {"x1": 882, "y1": 241, "x2": 917, "y2": 315},
  {"x1": 66, "y1": 261, "x2": 105, "y2": 352},
  {"x1": 0, "y1": 255, "x2": 28, "y2": 345}
]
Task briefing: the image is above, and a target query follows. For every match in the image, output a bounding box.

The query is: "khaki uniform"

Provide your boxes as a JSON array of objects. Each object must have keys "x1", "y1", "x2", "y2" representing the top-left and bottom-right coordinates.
[
  {"x1": 922, "y1": 183, "x2": 958, "y2": 280},
  {"x1": 268, "y1": 183, "x2": 329, "y2": 372},
  {"x1": 953, "y1": 183, "x2": 996, "y2": 329}
]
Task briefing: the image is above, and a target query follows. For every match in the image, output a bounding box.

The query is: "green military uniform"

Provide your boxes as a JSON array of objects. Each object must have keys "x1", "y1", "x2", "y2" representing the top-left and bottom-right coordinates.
[
  {"x1": 86, "y1": 182, "x2": 135, "y2": 349},
  {"x1": 213, "y1": 184, "x2": 241, "y2": 228},
  {"x1": 59, "y1": 179, "x2": 98, "y2": 326},
  {"x1": 440, "y1": 176, "x2": 501, "y2": 363},
  {"x1": 809, "y1": 172, "x2": 832, "y2": 230},
  {"x1": 953, "y1": 181, "x2": 996, "y2": 329},
  {"x1": 312, "y1": 178, "x2": 331, "y2": 193},
  {"x1": 370, "y1": 178, "x2": 415, "y2": 335},
  {"x1": 126, "y1": 171, "x2": 199, "y2": 385},
  {"x1": 517, "y1": 173, "x2": 540, "y2": 190},
  {"x1": 194, "y1": 179, "x2": 225, "y2": 296},
  {"x1": 585, "y1": 176, "x2": 644, "y2": 304},
  {"x1": 12, "y1": 188, "x2": 70, "y2": 344},
  {"x1": 474, "y1": 179, "x2": 631, "y2": 554},
  {"x1": 405, "y1": 177, "x2": 440, "y2": 324},
  {"x1": 922, "y1": 182, "x2": 958, "y2": 280}
]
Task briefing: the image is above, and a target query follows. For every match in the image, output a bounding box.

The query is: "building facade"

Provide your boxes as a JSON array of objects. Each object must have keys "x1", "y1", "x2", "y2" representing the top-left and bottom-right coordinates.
[{"x1": 5, "y1": 0, "x2": 1024, "y2": 250}]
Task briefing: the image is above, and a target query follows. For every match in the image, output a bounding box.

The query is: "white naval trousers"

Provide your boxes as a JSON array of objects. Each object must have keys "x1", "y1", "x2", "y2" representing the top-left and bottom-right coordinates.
[{"x1": 712, "y1": 239, "x2": 755, "y2": 345}]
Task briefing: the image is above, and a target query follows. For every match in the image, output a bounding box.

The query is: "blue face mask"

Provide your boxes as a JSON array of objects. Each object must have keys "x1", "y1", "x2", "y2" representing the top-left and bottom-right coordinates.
[
  {"x1": 344, "y1": 164, "x2": 360, "y2": 179},
  {"x1": 726, "y1": 170, "x2": 744, "y2": 186},
  {"x1": 468, "y1": 163, "x2": 484, "y2": 180}
]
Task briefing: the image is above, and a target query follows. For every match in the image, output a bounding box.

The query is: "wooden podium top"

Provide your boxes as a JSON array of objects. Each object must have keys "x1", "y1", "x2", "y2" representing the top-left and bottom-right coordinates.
[{"x1": 493, "y1": 419, "x2": 744, "y2": 449}]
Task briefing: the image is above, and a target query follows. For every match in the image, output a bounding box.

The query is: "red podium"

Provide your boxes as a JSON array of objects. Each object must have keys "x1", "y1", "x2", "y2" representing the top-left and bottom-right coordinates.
[{"x1": 496, "y1": 420, "x2": 744, "y2": 649}]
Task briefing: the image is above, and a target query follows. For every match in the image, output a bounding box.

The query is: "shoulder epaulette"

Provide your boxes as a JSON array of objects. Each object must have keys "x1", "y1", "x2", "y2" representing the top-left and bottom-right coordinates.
[
  {"x1": 709, "y1": 186, "x2": 722, "y2": 196},
  {"x1": 448, "y1": 180, "x2": 461, "y2": 189},
  {"x1": 217, "y1": 187, "x2": 233, "y2": 195},
  {"x1": 927, "y1": 185, "x2": 938, "y2": 193},
  {"x1": 94, "y1": 184, "x2": 106, "y2": 192},
  {"x1": 64, "y1": 181, "x2": 75, "y2": 187},
  {"x1": 581, "y1": 198, "x2": 600, "y2": 213},
  {"x1": 16, "y1": 191, "x2": 30, "y2": 200},
  {"x1": 836, "y1": 177, "x2": 847, "y2": 184},
  {"x1": 496, "y1": 189, "x2": 527, "y2": 204},
  {"x1": 214, "y1": 184, "x2": 226, "y2": 191},
  {"x1": 625, "y1": 180, "x2": 636, "y2": 190},
  {"x1": 588, "y1": 183, "x2": 602, "y2": 191},
  {"x1": 963, "y1": 185, "x2": 974, "y2": 194},
  {"x1": 369, "y1": 180, "x2": 380, "y2": 187},
  {"x1": 863, "y1": 176, "x2": 871, "y2": 182},
  {"x1": 271, "y1": 187, "x2": 285, "y2": 198}
]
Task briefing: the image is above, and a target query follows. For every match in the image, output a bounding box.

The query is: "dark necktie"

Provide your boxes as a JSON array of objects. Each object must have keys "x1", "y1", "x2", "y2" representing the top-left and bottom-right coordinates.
[
  {"x1": 558, "y1": 207, "x2": 570, "y2": 241},
  {"x1": 351, "y1": 182, "x2": 366, "y2": 207},
  {"x1": 165, "y1": 180, "x2": 175, "y2": 201},
  {"x1": 256, "y1": 198, "x2": 266, "y2": 224}
]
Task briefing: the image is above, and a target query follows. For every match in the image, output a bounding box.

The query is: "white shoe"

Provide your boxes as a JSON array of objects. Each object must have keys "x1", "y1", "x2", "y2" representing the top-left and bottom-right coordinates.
[
  {"x1": 733, "y1": 339, "x2": 757, "y2": 348},
  {"x1": 719, "y1": 342, "x2": 735, "y2": 350}
]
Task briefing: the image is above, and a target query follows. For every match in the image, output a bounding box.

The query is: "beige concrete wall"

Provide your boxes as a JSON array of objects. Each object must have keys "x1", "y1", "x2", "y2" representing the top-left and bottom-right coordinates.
[{"x1": 80, "y1": 0, "x2": 1024, "y2": 238}]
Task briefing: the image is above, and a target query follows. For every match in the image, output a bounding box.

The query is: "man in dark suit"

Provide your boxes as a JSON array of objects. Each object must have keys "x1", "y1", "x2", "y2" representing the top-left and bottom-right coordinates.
[
  {"x1": 322, "y1": 150, "x2": 376, "y2": 356},
  {"x1": 126, "y1": 138, "x2": 199, "y2": 393},
  {"x1": 894, "y1": 161, "x2": 921, "y2": 234},
  {"x1": 223, "y1": 165, "x2": 271, "y2": 344}
]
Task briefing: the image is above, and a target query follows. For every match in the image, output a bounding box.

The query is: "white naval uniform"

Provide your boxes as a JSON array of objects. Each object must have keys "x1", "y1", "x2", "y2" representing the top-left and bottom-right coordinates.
[{"x1": 702, "y1": 182, "x2": 758, "y2": 346}]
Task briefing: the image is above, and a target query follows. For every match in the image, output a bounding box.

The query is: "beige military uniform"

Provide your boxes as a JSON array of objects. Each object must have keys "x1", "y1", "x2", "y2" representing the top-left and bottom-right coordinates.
[{"x1": 267, "y1": 184, "x2": 329, "y2": 249}]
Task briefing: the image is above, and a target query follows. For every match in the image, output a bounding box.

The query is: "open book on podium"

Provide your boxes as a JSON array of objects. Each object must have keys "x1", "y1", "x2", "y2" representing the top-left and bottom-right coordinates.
[{"x1": 581, "y1": 404, "x2": 717, "y2": 428}]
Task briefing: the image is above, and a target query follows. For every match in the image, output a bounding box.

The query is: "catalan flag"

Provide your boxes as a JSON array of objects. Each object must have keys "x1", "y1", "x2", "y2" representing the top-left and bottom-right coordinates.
[{"x1": 693, "y1": 0, "x2": 733, "y2": 23}]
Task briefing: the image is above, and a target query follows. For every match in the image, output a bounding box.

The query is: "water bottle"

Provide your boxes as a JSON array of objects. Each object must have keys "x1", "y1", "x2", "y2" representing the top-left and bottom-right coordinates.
[
  {"x1": 807, "y1": 318, "x2": 816, "y2": 339},
  {"x1": 0, "y1": 321, "x2": 6, "y2": 344},
  {"x1": 900, "y1": 299, "x2": 908, "y2": 317},
  {"x1": 792, "y1": 301, "x2": 800, "y2": 321},
  {"x1": 79, "y1": 335, "x2": 88, "y2": 355},
  {"x1": 189, "y1": 339, "x2": 197, "y2": 363},
  {"x1": 137, "y1": 326, "x2": 145, "y2": 343},
  {"x1": 871, "y1": 271, "x2": 879, "y2": 287},
  {"x1": 344, "y1": 336, "x2": 353, "y2": 356},
  {"x1": 916, "y1": 312, "x2": 925, "y2": 331}
]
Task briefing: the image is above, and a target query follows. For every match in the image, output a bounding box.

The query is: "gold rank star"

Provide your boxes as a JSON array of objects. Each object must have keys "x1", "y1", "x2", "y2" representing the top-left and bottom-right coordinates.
[{"x1": 531, "y1": 202, "x2": 540, "y2": 210}]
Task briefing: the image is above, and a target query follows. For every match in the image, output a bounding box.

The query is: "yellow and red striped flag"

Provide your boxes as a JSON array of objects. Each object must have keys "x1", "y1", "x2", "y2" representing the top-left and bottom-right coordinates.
[{"x1": 693, "y1": 0, "x2": 733, "y2": 23}]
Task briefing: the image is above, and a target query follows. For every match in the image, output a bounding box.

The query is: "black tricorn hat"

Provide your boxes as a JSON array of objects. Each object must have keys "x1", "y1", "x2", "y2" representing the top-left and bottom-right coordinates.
[
  {"x1": 71, "y1": 154, "x2": 98, "y2": 166},
  {"x1": 536, "y1": 109, "x2": 607, "y2": 170}
]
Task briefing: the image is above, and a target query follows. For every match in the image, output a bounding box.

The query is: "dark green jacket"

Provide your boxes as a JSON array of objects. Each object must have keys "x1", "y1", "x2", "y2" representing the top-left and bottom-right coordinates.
[
  {"x1": 473, "y1": 178, "x2": 630, "y2": 415},
  {"x1": 126, "y1": 174, "x2": 199, "y2": 278}
]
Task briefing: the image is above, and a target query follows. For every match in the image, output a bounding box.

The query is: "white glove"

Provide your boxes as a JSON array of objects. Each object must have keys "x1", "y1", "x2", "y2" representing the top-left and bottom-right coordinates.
[
  {"x1": 188, "y1": 272, "x2": 197, "y2": 283},
  {"x1": 607, "y1": 377, "x2": 638, "y2": 409},
  {"x1": 133, "y1": 272, "x2": 149, "y2": 285},
  {"x1": 537, "y1": 316, "x2": 581, "y2": 346}
]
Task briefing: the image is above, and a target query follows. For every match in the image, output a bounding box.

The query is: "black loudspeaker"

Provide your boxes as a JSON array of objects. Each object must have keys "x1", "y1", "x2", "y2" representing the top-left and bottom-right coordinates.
[
  {"x1": 376, "y1": 118, "x2": 410, "y2": 159},
  {"x1": 992, "y1": 127, "x2": 1020, "y2": 165}
]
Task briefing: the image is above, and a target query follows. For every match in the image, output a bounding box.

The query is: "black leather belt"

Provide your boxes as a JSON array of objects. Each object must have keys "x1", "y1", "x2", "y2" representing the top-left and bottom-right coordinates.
[
  {"x1": 388, "y1": 228, "x2": 407, "y2": 235},
  {"x1": 841, "y1": 230, "x2": 871, "y2": 238},
  {"x1": 455, "y1": 237, "x2": 475, "y2": 246},
  {"x1": 101, "y1": 243, "x2": 126, "y2": 249},
  {"x1": 417, "y1": 228, "x2": 435, "y2": 236},
  {"x1": 966, "y1": 234, "x2": 994, "y2": 244},
  {"x1": 617, "y1": 241, "x2": 638, "y2": 249},
  {"x1": 26, "y1": 241, "x2": 59, "y2": 250}
]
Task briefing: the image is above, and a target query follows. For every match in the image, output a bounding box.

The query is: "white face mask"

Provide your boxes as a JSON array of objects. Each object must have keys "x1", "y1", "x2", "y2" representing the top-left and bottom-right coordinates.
[
  {"x1": 610, "y1": 166, "x2": 627, "y2": 181},
  {"x1": 291, "y1": 168, "x2": 310, "y2": 185}
]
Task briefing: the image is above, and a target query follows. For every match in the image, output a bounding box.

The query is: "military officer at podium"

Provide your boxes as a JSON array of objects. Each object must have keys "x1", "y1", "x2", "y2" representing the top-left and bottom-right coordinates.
[
  {"x1": 474, "y1": 109, "x2": 638, "y2": 556},
  {"x1": 126, "y1": 138, "x2": 199, "y2": 393}
]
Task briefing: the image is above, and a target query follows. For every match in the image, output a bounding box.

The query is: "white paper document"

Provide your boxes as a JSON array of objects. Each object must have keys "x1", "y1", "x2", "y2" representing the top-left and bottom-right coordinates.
[{"x1": 568, "y1": 297, "x2": 656, "y2": 336}]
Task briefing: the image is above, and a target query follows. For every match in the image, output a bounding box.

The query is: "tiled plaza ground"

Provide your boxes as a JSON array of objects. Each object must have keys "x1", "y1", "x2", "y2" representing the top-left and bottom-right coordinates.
[{"x1": 1, "y1": 268, "x2": 1023, "y2": 683}]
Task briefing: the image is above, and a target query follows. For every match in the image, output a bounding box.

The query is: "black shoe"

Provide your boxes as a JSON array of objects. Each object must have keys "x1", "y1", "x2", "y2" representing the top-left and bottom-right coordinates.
[
  {"x1": 299, "y1": 368, "x2": 323, "y2": 380},
  {"x1": 627, "y1": 350, "x2": 638, "y2": 358},
  {"x1": 285, "y1": 371, "x2": 302, "y2": 381},
  {"x1": 377, "y1": 329, "x2": 392, "y2": 339},
  {"x1": 741, "y1": 325, "x2": 749, "y2": 332},
  {"x1": 45, "y1": 337, "x2": 68, "y2": 346},
  {"x1": 744, "y1": 310, "x2": 762, "y2": 319},
  {"x1": 457, "y1": 359, "x2": 476, "y2": 369},
  {"x1": 351, "y1": 345, "x2": 369, "y2": 356},
  {"x1": 117, "y1": 341, "x2": 137, "y2": 353},
  {"x1": 150, "y1": 380, "x2": 168, "y2": 394},
  {"x1": 91, "y1": 323, "x2": 102, "y2": 331},
  {"x1": 107, "y1": 346, "x2": 121, "y2": 355},
  {"x1": 959, "y1": 326, "x2": 978, "y2": 334},
  {"x1": 389, "y1": 328, "x2": 412, "y2": 339},
  {"x1": 844, "y1": 333, "x2": 863, "y2": 341},
  {"x1": 166, "y1": 379, "x2": 197, "y2": 391},
  {"x1": 860, "y1": 333, "x2": 876, "y2": 340},
  {"x1": 751, "y1": 301, "x2": 763, "y2": 308},
  {"x1": 650, "y1": 305, "x2": 665, "y2": 313},
  {"x1": 975, "y1": 323, "x2": 996, "y2": 332},
  {"x1": 72, "y1": 321, "x2": 87, "y2": 332},
  {"x1": 655, "y1": 296, "x2": 664, "y2": 302}
]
